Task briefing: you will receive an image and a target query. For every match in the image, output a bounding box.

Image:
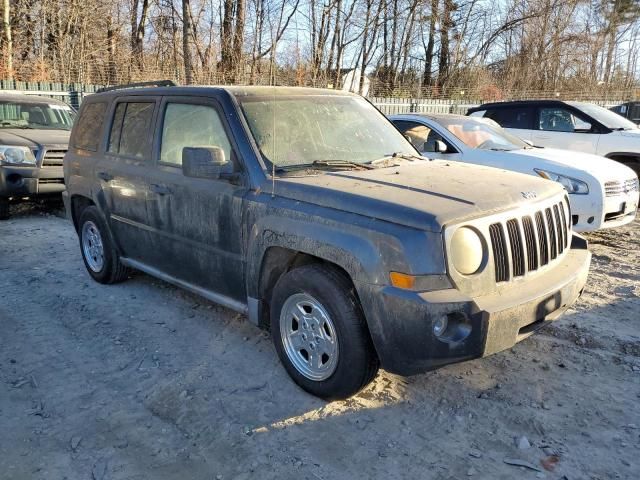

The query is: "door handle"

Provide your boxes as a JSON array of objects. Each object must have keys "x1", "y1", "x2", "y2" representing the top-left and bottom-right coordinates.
[
  {"x1": 150, "y1": 183, "x2": 172, "y2": 195},
  {"x1": 97, "y1": 171, "x2": 113, "y2": 182}
]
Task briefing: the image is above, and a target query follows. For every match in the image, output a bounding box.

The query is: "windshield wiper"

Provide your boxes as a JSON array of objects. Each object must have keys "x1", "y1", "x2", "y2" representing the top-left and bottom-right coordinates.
[
  {"x1": 369, "y1": 152, "x2": 424, "y2": 166},
  {"x1": 0, "y1": 124, "x2": 33, "y2": 129},
  {"x1": 274, "y1": 160, "x2": 373, "y2": 173}
]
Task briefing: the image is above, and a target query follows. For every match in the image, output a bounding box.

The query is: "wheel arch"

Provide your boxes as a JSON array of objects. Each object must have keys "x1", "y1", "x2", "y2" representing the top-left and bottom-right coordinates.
[{"x1": 70, "y1": 194, "x2": 96, "y2": 232}]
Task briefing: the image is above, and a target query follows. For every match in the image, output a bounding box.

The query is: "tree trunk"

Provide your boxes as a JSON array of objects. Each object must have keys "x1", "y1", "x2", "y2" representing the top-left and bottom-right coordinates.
[
  {"x1": 232, "y1": 0, "x2": 245, "y2": 81},
  {"x1": 183, "y1": 0, "x2": 193, "y2": 84},
  {"x1": 423, "y1": 0, "x2": 437, "y2": 88},
  {"x1": 438, "y1": 0, "x2": 453, "y2": 87},
  {"x1": 2, "y1": 0, "x2": 12, "y2": 79}
]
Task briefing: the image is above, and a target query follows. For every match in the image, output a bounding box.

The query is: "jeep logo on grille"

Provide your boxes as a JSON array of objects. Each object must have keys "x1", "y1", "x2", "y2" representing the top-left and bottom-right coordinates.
[{"x1": 521, "y1": 191, "x2": 537, "y2": 199}]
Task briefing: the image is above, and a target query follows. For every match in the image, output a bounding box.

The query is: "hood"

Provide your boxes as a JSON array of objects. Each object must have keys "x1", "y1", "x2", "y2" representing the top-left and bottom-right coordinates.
[
  {"x1": 619, "y1": 128, "x2": 640, "y2": 138},
  {"x1": 508, "y1": 147, "x2": 636, "y2": 180},
  {"x1": 272, "y1": 160, "x2": 563, "y2": 232},
  {"x1": 0, "y1": 128, "x2": 70, "y2": 149}
]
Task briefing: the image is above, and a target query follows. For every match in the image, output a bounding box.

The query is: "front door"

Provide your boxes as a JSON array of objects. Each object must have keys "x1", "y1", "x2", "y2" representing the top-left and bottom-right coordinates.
[
  {"x1": 144, "y1": 97, "x2": 248, "y2": 301},
  {"x1": 530, "y1": 106, "x2": 600, "y2": 153}
]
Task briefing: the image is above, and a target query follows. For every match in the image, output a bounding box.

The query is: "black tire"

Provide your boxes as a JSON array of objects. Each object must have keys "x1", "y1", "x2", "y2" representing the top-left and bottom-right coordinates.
[
  {"x1": 271, "y1": 264, "x2": 379, "y2": 400},
  {"x1": 78, "y1": 206, "x2": 129, "y2": 284},
  {"x1": 0, "y1": 198, "x2": 9, "y2": 220}
]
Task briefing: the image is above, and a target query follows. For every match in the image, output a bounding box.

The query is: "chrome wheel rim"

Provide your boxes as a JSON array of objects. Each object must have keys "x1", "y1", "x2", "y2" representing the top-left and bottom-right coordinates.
[
  {"x1": 280, "y1": 293, "x2": 339, "y2": 381},
  {"x1": 81, "y1": 220, "x2": 105, "y2": 273}
]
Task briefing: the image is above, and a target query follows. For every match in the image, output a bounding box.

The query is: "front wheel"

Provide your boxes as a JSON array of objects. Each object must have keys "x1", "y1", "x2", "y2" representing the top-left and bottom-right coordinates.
[{"x1": 270, "y1": 264, "x2": 379, "y2": 400}]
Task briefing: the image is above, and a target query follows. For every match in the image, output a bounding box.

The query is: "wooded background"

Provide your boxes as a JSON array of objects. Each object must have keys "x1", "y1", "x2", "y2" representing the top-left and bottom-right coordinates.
[{"x1": 0, "y1": 0, "x2": 638, "y2": 99}]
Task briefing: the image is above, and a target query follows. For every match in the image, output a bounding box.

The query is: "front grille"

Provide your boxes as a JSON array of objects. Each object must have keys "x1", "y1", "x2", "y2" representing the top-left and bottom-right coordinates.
[
  {"x1": 489, "y1": 197, "x2": 571, "y2": 282},
  {"x1": 38, "y1": 178, "x2": 64, "y2": 184},
  {"x1": 605, "y1": 177, "x2": 639, "y2": 197},
  {"x1": 42, "y1": 149, "x2": 67, "y2": 167}
]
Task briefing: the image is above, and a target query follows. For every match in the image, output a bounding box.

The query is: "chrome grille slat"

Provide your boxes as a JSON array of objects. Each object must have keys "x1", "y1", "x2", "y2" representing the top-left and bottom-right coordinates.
[
  {"x1": 546, "y1": 208, "x2": 557, "y2": 260},
  {"x1": 488, "y1": 197, "x2": 571, "y2": 283},
  {"x1": 506, "y1": 219, "x2": 525, "y2": 277},
  {"x1": 535, "y1": 211, "x2": 549, "y2": 266},
  {"x1": 42, "y1": 149, "x2": 67, "y2": 167},
  {"x1": 560, "y1": 201, "x2": 568, "y2": 249},
  {"x1": 605, "y1": 177, "x2": 639, "y2": 197},
  {"x1": 522, "y1": 216, "x2": 538, "y2": 271},
  {"x1": 489, "y1": 223, "x2": 509, "y2": 282},
  {"x1": 553, "y1": 204, "x2": 564, "y2": 255}
]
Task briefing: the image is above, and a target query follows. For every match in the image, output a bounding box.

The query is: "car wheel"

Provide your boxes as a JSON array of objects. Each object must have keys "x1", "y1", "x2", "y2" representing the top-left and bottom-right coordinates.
[
  {"x1": 271, "y1": 264, "x2": 379, "y2": 400},
  {"x1": 0, "y1": 198, "x2": 9, "y2": 220},
  {"x1": 78, "y1": 206, "x2": 129, "y2": 284}
]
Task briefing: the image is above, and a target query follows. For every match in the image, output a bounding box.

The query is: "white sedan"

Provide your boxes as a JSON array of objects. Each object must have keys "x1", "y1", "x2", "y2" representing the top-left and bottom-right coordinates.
[{"x1": 390, "y1": 113, "x2": 639, "y2": 231}]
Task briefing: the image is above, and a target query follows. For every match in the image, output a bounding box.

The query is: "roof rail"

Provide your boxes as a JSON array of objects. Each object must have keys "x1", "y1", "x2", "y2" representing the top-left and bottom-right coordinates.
[{"x1": 96, "y1": 80, "x2": 177, "y2": 93}]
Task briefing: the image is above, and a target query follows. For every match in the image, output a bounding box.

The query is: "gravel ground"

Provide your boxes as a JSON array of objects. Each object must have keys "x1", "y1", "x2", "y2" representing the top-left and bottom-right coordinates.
[{"x1": 1, "y1": 202, "x2": 639, "y2": 480}]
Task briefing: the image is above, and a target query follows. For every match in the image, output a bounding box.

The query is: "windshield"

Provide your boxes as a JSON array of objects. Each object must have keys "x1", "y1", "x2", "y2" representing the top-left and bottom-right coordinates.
[
  {"x1": 0, "y1": 100, "x2": 76, "y2": 130},
  {"x1": 237, "y1": 94, "x2": 416, "y2": 168},
  {"x1": 435, "y1": 116, "x2": 529, "y2": 151},
  {"x1": 568, "y1": 102, "x2": 638, "y2": 130}
]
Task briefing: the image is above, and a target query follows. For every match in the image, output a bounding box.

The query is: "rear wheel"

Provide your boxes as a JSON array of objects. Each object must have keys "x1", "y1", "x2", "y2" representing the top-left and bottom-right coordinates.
[
  {"x1": 0, "y1": 198, "x2": 9, "y2": 220},
  {"x1": 271, "y1": 264, "x2": 379, "y2": 400},
  {"x1": 78, "y1": 206, "x2": 129, "y2": 284}
]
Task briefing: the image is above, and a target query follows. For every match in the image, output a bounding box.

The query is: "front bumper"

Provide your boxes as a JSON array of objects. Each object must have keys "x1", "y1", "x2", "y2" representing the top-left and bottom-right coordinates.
[
  {"x1": 572, "y1": 191, "x2": 638, "y2": 231},
  {"x1": 0, "y1": 165, "x2": 65, "y2": 198},
  {"x1": 357, "y1": 236, "x2": 591, "y2": 376}
]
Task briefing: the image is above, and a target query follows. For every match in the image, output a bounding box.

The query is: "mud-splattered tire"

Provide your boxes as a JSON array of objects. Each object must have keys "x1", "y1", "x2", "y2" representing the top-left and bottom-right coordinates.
[
  {"x1": 271, "y1": 264, "x2": 379, "y2": 400},
  {"x1": 78, "y1": 206, "x2": 129, "y2": 284},
  {"x1": 0, "y1": 198, "x2": 9, "y2": 220}
]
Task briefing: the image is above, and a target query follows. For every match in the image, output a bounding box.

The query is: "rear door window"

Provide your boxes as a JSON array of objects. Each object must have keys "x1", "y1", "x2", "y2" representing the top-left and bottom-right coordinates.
[
  {"x1": 108, "y1": 102, "x2": 155, "y2": 158},
  {"x1": 486, "y1": 107, "x2": 533, "y2": 129},
  {"x1": 73, "y1": 102, "x2": 107, "y2": 151}
]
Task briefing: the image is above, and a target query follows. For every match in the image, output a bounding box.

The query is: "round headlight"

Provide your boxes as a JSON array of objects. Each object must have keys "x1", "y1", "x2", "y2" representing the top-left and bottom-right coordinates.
[{"x1": 450, "y1": 227, "x2": 484, "y2": 275}]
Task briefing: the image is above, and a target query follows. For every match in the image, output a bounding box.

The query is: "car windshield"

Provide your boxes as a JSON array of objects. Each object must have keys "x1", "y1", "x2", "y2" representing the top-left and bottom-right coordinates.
[
  {"x1": 237, "y1": 94, "x2": 416, "y2": 169},
  {"x1": 0, "y1": 100, "x2": 76, "y2": 130},
  {"x1": 568, "y1": 102, "x2": 638, "y2": 130},
  {"x1": 435, "y1": 116, "x2": 529, "y2": 151}
]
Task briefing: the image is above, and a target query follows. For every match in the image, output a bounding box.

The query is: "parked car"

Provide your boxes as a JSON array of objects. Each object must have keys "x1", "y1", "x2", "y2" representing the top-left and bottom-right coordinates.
[
  {"x1": 390, "y1": 113, "x2": 639, "y2": 231},
  {"x1": 610, "y1": 102, "x2": 640, "y2": 125},
  {"x1": 0, "y1": 92, "x2": 75, "y2": 219},
  {"x1": 467, "y1": 100, "x2": 640, "y2": 175},
  {"x1": 64, "y1": 84, "x2": 591, "y2": 399}
]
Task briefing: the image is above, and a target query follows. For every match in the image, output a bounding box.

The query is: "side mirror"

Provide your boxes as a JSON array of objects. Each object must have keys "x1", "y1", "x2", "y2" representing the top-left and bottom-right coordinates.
[
  {"x1": 434, "y1": 140, "x2": 448, "y2": 153},
  {"x1": 182, "y1": 146, "x2": 233, "y2": 180}
]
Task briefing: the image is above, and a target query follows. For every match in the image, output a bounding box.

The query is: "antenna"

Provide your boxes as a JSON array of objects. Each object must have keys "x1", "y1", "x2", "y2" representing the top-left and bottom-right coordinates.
[{"x1": 272, "y1": 92, "x2": 276, "y2": 198}]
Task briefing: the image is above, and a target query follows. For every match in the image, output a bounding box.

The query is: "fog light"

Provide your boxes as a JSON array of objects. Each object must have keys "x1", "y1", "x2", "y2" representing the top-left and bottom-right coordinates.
[{"x1": 433, "y1": 315, "x2": 448, "y2": 337}]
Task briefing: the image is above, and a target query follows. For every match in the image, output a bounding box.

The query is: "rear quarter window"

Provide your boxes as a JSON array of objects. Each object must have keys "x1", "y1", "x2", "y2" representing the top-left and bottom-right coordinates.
[
  {"x1": 72, "y1": 102, "x2": 107, "y2": 151},
  {"x1": 486, "y1": 107, "x2": 532, "y2": 129}
]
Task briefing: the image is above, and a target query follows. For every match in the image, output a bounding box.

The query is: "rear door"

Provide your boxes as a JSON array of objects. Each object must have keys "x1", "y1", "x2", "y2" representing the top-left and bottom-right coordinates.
[
  {"x1": 143, "y1": 96, "x2": 248, "y2": 301},
  {"x1": 484, "y1": 106, "x2": 534, "y2": 142},
  {"x1": 531, "y1": 105, "x2": 600, "y2": 153},
  {"x1": 95, "y1": 97, "x2": 158, "y2": 263}
]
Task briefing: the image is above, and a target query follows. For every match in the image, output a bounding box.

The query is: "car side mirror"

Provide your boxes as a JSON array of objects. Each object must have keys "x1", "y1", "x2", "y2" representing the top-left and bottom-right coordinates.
[
  {"x1": 182, "y1": 146, "x2": 233, "y2": 180},
  {"x1": 434, "y1": 140, "x2": 448, "y2": 153}
]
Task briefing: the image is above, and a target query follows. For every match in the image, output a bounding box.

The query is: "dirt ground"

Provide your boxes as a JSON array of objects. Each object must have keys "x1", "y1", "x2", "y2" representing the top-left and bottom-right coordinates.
[{"x1": 1, "y1": 201, "x2": 639, "y2": 480}]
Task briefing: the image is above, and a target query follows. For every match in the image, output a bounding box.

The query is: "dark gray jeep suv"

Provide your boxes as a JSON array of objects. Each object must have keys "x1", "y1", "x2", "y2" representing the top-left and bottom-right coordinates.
[
  {"x1": 0, "y1": 92, "x2": 75, "y2": 219},
  {"x1": 63, "y1": 84, "x2": 591, "y2": 399}
]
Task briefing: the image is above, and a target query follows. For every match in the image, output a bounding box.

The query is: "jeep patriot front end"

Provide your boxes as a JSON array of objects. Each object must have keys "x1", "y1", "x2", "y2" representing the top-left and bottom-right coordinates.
[{"x1": 64, "y1": 85, "x2": 591, "y2": 399}]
